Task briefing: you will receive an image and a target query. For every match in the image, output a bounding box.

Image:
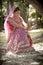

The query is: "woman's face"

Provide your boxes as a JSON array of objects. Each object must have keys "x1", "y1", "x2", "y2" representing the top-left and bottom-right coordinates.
[{"x1": 14, "y1": 10, "x2": 20, "y2": 17}]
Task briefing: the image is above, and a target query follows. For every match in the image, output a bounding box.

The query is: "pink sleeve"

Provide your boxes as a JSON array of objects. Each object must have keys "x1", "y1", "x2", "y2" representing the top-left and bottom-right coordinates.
[
  {"x1": 8, "y1": 17, "x2": 17, "y2": 26},
  {"x1": 7, "y1": 17, "x2": 15, "y2": 26}
]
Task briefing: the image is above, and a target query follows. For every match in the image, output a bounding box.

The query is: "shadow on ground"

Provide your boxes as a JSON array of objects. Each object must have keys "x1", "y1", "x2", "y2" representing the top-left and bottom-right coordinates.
[{"x1": 0, "y1": 29, "x2": 43, "y2": 65}]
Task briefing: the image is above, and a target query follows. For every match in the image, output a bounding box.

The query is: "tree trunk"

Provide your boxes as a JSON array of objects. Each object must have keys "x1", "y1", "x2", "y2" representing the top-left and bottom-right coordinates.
[{"x1": 0, "y1": 0, "x2": 3, "y2": 31}]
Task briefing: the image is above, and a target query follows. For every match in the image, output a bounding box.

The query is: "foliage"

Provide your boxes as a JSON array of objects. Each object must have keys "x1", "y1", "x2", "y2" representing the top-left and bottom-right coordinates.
[
  {"x1": 0, "y1": 0, "x2": 43, "y2": 30},
  {"x1": 28, "y1": 5, "x2": 43, "y2": 28}
]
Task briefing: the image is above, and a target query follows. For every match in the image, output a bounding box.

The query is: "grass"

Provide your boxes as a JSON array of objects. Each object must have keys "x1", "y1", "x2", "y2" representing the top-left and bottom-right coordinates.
[
  {"x1": 0, "y1": 31, "x2": 6, "y2": 43},
  {"x1": 29, "y1": 29, "x2": 43, "y2": 38}
]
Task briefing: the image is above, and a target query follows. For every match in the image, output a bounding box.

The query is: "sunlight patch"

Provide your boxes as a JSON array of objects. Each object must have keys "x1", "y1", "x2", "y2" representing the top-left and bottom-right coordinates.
[{"x1": 30, "y1": 61, "x2": 40, "y2": 65}]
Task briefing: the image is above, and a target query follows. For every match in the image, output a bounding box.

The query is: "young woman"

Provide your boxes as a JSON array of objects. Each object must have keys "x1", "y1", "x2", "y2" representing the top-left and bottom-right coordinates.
[{"x1": 4, "y1": 6, "x2": 33, "y2": 53}]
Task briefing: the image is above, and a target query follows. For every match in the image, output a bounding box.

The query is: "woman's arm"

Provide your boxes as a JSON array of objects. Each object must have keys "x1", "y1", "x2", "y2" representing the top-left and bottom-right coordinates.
[
  {"x1": 29, "y1": 24, "x2": 37, "y2": 30},
  {"x1": 20, "y1": 16, "x2": 28, "y2": 30},
  {"x1": 8, "y1": 17, "x2": 25, "y2": 29}
]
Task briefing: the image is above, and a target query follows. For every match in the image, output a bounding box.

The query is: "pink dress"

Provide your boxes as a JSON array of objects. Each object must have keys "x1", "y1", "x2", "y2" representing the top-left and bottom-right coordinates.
[{"x1": 4, "y1": 16, "x2": 32, "y2": 53}]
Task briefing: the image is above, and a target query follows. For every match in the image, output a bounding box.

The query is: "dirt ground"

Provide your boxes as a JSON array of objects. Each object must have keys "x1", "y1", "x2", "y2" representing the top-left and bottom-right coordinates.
[{"x1": 0, "y1": 29, "x2": 43, "y2": 65}]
